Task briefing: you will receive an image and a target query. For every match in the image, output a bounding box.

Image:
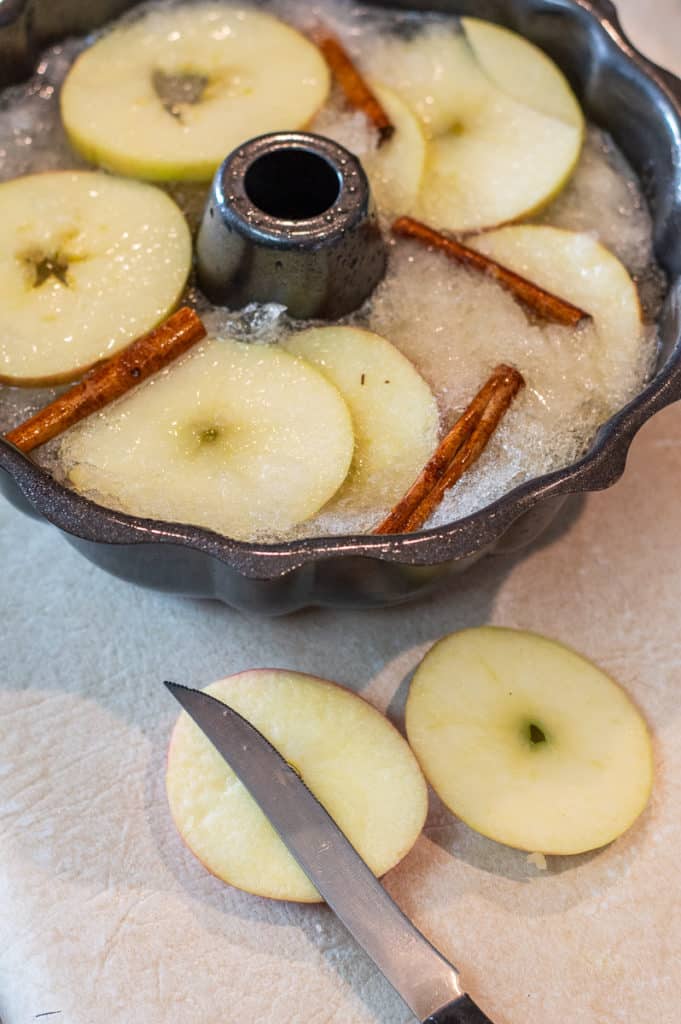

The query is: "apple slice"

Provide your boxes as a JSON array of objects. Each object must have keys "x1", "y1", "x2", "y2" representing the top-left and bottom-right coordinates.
[
  {"x1": 406, "y1": 627, "x2": 654, "y2": 855},
  {"x1": 285, "y1": 326, "x2": 439, "y2": 520},
  {"x1": 369, "y1": 23, "x2": 583, "y2": 230},
  {"x1": 60, "y1": 338, "x2": 354, "y2": 541},
  {"x1": 368, "y1": 26, "x2": 485, "y2": 141},
  {"x1": 0, "y1": 171, "x2": 191, "y2": 386},
  {"x1": 61, "y1": 4, "x2": 330, "y2": 181},
  {"x1": 363, "y1": 83, "x2": 427, "y2": 215},
  {"x1": 417, "y1": 95, "x2": 582, "y2": 232},
  {"x1": 460, "y1": 18, "x2": 584, "y2": 129},
  {"x1": 166, "y1": 670, "x2": 428, "y2": 902},
  {"x1": 469, "y1": 226, "x2": 644, "y2": 384}
]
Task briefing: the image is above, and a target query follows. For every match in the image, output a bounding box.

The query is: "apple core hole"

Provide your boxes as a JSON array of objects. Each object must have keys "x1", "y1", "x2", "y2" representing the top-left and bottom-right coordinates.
[
  {"x1": 153, "y1": 69, "x2": 209, "y2": 119},
  {"x1": 528, "y1": 723, "x2": 547, "y2": 745},
  {"x1": 23, "y1": 252, "x2": 70, "y2": 289},
  {"x1": 199, "y1": 427, "x2": 220, "y2": 444},
  {"x1": 244, "y1": 148, "x2": 341, "y2": 221}
]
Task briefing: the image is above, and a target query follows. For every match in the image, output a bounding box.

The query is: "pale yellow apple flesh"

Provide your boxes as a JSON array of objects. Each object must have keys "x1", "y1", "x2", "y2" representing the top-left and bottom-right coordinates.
[
  {"x1": 417, "y1": 95, "x2": 581, "y2": 232},
  {"x1": 166, "y1": 671, "x2": 428, "y2": 902},
  {"x1": 363, "y1": 83, "x2": 427, "y2": 215},
  {"x1": 60, "y1": 338, "x2": 354, "y2": 541},
  {"x1": 461, "y1": 18, "x2": 583, "y2": 128},
  {"x1": 406, "y1": 627, "x2": 654, "y2": 855},
  {"x1": 285, "y1": 326, "x2": 439, "y2": 520},
  {"x1": 469, "y1": 226, "x2": 644, "y2": 386},
  {"x1": 368, "y1": 23, "x2": 583, "y2": 230},
  {"x1": 61, "y1": 4, "x2": 330, "y2": 181},
  {"x1": 368, "y1": 26, "x2": 485, "y2": 141},
  {"x1": 0, "y1": 171, "x2": 191, "y2": 385}
]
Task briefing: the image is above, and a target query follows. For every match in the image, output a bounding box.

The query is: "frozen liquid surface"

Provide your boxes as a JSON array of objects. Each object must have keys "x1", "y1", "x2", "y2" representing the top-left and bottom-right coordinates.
[{"x1": 0, "y1": 0, "x2": 667, "y2": 540}]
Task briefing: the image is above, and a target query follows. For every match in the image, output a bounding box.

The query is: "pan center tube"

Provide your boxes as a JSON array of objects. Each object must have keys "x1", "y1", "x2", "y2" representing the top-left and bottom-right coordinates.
[{"x1": 196, "y1": 131, "x2": 387, "y2": 320}]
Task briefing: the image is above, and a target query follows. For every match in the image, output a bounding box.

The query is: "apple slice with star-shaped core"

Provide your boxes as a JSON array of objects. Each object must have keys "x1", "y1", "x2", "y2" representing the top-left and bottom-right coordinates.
[
  {"x1": 60, "y1": 338, "x2": 354, "y2": 541},
  {"x1": 166, "y1": 670, "x2": 428, "y2": 902},
  {"x1": 285, "y1": 326, "x2": 439, "y2": 520},
  {"x1": 369, "y1": 21, "x2": 583, "y2": 230},
  {"x1": 406, "y1": 627, "x2": 654, "y2": 854},
  {"x1": 61, "y1": 4, "x2": 330, "y2": 181},
  {"x1": 469, "y1": 225, "x2": 644, "y2": 383},
  {"x1": 0, "y1": 171, "x2": 191, "y2": 385}
]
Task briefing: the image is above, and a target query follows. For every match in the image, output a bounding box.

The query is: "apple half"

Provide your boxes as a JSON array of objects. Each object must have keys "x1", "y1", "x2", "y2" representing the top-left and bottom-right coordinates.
[
  {"x1": 166, "y1": 670, "x2": 428, "y2": 902},
  {"x1": 0, "y1": 171, "x2": 191, "y2": 385},
  {"x1": 285, "y1": 326, "x2": 440, "y2": 519},
  {"x1": 60, "y1": 338, "x2": 354, "y2": 541},
  {"x1": 368, "y1": 21, "x2": 584, "y2": 230},
  {"x1": 406, "y1": 627, "x2": 654, "y2": 855},
  {"x1": 61, "y1": 4, "x2": 331, "y2": 181}
]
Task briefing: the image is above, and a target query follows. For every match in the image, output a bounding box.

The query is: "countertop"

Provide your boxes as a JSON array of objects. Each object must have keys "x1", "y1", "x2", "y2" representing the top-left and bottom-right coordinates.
[{"x1": 1, "y1": 3, "x2": 680, "y2": 1022}]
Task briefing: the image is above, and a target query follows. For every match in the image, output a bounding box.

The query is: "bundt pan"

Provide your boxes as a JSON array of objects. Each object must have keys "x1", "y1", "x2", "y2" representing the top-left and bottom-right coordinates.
[{"x1": 0, "y1": 0, "x2": 680, "y2": 614}]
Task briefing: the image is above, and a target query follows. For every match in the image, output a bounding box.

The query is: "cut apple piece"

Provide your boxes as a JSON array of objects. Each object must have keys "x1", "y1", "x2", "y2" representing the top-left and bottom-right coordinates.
[
  {"x1": 392, "y1": 217, "x2": 588, "y2": 326},
  {"x1": 369, "y1": 23, "x2": 583, "y2": 230},
  {"x1": 285, "y1": 326, "x2": 439, "y2": 518},
  {"x1": 60, "y1": 338, "x2": 354, "y2": 541},
  {"x1": 363, "y1": 83, "x2": 427, "y2": 214},
  {"x1": 461, "y1": 18, "x2": 583, "y2": 129},
  {"x1": 61, "y1": 4, "x2": 330, "y2": 181},
  {"x1": 166, "y1": 670, "x2": 428, "y2": 902},
  {"x1": 469, "y1": 226, "x2": 644, "y2": 379},
  {"x1": 406, "y1": 627, "x2": 654, "y2": 855},
  {"x1": 417, "y1": 93, "x2": 582, "y2": 232},
  {"x1": 368, "y1": 26, "x2": 486, "y2": 141},
  {"x1": 0, "y1": 171, "x2": 191, "y2": 385}
]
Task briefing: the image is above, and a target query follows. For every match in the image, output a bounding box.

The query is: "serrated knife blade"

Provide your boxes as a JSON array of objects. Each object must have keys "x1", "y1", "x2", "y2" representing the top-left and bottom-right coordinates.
[{"x1": 165, "y1": 681, "x2": 496, "y2": 1024}]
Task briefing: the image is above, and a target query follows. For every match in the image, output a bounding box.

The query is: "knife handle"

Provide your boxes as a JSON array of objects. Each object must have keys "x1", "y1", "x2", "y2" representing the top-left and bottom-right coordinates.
[{"x1": 424, "y1": 994, "x2": 496, "y2": 1024}]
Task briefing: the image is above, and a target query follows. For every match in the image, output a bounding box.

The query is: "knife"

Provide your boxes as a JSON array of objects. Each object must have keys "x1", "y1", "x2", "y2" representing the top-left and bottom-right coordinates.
[{"x1": 165, "y1": 681, "x2": 496, "y2": 1024}]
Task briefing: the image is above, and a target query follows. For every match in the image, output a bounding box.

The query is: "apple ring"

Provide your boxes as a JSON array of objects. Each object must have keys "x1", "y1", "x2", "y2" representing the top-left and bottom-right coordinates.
[{"x1": 61, "y1": 4, "x2": 331, "y2": 181}]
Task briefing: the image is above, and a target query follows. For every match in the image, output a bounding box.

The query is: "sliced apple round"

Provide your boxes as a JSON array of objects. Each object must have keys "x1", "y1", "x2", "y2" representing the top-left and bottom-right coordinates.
[
  {"x1": 469, "y1": 225, "x2": 644, "y2": 383},
  {"x1": 61, "y1": 4, "x2": 331, "y2": 181},
  {"x1": 0, "y1": 171, "x2": 191, "y2": 386},
  {"x1": 166, "y1": 670, "x2": 428, "y2": 902},
  {"x1": 460, "y1": 18, "x2": 584, "y2": 129},
  {"x1": 368, "y1": 26, "x2": 484, "y2": 141},
  {"x1": 60, "y1": 338, "x2": 354, "y2": 541},
  {"x1": 417, "y1": 93, "x2": 582, "y2": 233},
  {"x1": 369, "y1": 23, "x2": 583, "y2": 230},
  {"x1": 406, "y1": 627, "x2": 654, "y2": 855},
  {"x1": 285, "y1": 326, "x2": 439, "y2": 520},
  {"x1": 363, "y1": 83, "x2": 427, "y2": 215}
]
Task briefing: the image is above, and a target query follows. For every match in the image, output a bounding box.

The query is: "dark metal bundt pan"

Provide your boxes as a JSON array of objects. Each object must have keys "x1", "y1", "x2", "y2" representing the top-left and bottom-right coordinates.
[{"x1": 1, "y1": 0, "x2": 680, "y2": 613}]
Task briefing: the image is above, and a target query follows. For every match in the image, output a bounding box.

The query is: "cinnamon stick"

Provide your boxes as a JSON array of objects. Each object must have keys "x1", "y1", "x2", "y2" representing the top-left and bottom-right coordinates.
[
  {"x1": 5, "y1": 307, "x2": 206, "y2": 453},
  {"x1": 373, "y1": 364, "x2": 524, "y2": 535},
  {"x1": 313, "y1": 28, "x2": 395, "y2": 144},
  {"x1": 393, "y1": 217, "x2": 589, "y2": 327}
]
